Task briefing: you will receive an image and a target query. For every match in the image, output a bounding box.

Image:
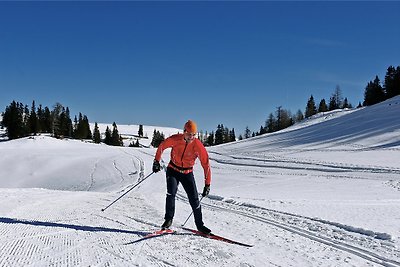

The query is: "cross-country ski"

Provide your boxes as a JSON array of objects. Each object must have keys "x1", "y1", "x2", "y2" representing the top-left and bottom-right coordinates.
[
  {"x1": 126, "y1": 227, "x2": 253, "y2": 247},
  {"x1": 124, "y1": 229, "x2": 175, "y2": 245},
  {"x1": 182, "y1": 227, "x2": 253, "y2": 247}
]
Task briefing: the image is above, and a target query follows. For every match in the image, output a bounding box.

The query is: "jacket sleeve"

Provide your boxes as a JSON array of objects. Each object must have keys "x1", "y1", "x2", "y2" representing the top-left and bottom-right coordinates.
[
  {"x1": 196, "y1": 140, "x2": 211, "y2": 185},
  {"x1": 154, "y1": 136, "x2": 174, "y2": 162}
]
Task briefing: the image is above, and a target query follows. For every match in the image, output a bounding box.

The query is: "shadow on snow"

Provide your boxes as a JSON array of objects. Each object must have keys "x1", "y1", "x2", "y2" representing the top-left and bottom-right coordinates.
[{"x1": 0, "y1": 216, "x2": 149, "y2": 237}]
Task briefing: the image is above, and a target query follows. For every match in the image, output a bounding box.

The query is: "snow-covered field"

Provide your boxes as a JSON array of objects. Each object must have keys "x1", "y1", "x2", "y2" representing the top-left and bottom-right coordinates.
[{"x1": 1, "y1": 97, "x2": 400, "y2": 266}]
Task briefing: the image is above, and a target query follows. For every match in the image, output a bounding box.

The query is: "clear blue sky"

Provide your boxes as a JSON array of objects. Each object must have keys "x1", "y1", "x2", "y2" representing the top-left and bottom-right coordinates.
[{"x1": 1, "y1": 1, "x2": 399, "y2": 135}]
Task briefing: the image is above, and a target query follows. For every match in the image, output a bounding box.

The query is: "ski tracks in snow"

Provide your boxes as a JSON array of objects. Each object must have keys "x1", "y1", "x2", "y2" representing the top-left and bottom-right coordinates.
[
  {"x1": 209, "y1": 151, "x2": 400, "y2": 176},
  {"x1": 176, "y1": 193, "x2": 400, "y2": 267},
  {"x1": 87, "y1": 149, "x2": 146, "y2": 192},
  {"x1": 0, "y1": 189, "x2": 149, "y2": 267},
  {"x1": 198, "y1": 151, "x2": 400, "y2": 266},
  {"x1": 1, "y1": 187, "x2": 398, "y2": 267}
]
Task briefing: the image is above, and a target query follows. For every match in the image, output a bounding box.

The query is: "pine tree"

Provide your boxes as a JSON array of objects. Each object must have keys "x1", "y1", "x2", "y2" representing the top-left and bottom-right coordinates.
[
  {"x1": 329, "y1": 85, "x2": 343, "y2": 110},
  {"x1": 111, "y1": 122, "x2": 122, "y2": 146},
  {"x1": 275, "y1": 106, "x2": 283, "y2": 130},
  {"x1": 51, "y1": 103, "x2": 64, "y2": 138},
  {"x1": 265, "y1": 113, "x2": 276, "y2": 133},
  {"x1": 395, "y1": 66, "x2": 400, "y2": 96},
  {"x1": 275, "y1": 106, "x2": 293, "y2": 131},
  {"x1": 83, "y1": 115, "x2": 92, "y2": 139},
  {"x1": 384, "y1": 65, "x2": 400, "y2": 98},
  {"x1": 2, "y1": 101, "x2": 24, "y2": 139},
  {"x1": 342, "y1": 97, "x2": 351, "y2": 109},
  {"x1": 384, "y1": 65, "x2": 397, "y2": 98},
  {"x1": 205, "y1": 131, "x2": 214, "y2": 146},
  {"x1": 93, "y1": 122, "x2": 101, "y2": 144},
  {"x1": 74, "y1": 113, "x2": 83, "y2": 139},
  {"x1": 28, "y1": 100, "x2": 38, "y2": 135},
  {"x1": 104, "y1": 126, "x2": 112, "y2": 145},
  {"x1": 59, "y1": 107, "x2": 67, "y2": 137},
  {"x1": 73, "y1": 115, "x2": 78, "y2": 138},
  {"x1": 36, "y1": 104, "x2": 44, "y2": 133},
  {"x1": 223, "y1": 126, "x2": 230, "y2": 143},
  {"x1": 64, "y1": 107, "x2": 73, "y2": 137},
  {"x1": 43, "y1": 107, "x2": 52, "y2": 133},
  {"x1": 22, "y1": 104, "x2": 30, "y2": 136},
  {"x1": 214, "y1": 124, "x2": 224, "y2": 145},
  {"x1": 364, "y1": 76, "x2": 385, "y2": 106},
  {"x1": 244, "y1": 126, "x2": 251, "y2": 139},
  {"x1": 279, "y1": 108, "x2": 293, "y2": 130},
  {"x1": 150, "y1": 129, "x2": 165, "y2": 148},
  {"x1": 318, "y1": 99, "x2": 328, "y2": 113},
  {"x1": 295, "y1": 109, "x2": 304, "y2": 122},
  {"x1": 138, "y1": 124, "x2": 144, "y2": 137},
  {"x1": 258, "y1": 125, "x2": 267, "y2": 135},
  {"x1": 229, "y1": 128, "x2": 236, "y2": 142},
  {"x1": 73, "y1": 113, "x2": 92, "y2": 140},
  {"x1": 57, "y1": 106, "x2": 73, "y2": 138},
  {"x1": 305, "y1": 95, "x2": 317, "y2": 118}
]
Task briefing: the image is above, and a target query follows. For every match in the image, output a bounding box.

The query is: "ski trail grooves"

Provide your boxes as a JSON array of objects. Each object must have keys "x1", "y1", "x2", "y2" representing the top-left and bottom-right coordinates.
[
  {"x1": 113, "y1": 160, "x2": 125, "y2": 182},
  {"x1": 87, "y1": 159, "x2": 99, "y2": 191},
  {"x1": 176, "y1": 194, "x2": 400, "y2": 267},
  {"x1": 210, "y1": 152, "x2": 400, "y2": 175},
  {"x1": 216, "y1": 203, "x2": 400, "y2": 267}
]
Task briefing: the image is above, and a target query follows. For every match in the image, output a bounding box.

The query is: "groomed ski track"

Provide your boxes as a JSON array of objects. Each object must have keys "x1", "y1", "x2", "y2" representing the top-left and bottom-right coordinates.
[{"x1": 177, "y1": 193, "x2": 400, "y2": 267}]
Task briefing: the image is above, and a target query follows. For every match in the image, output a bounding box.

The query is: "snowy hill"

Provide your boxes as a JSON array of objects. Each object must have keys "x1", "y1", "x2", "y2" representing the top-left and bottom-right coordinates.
[
  {"x1": 91, "y1": 123, "x2": 181, "y2": 147},
  {"x1": 217, "y1": 96, "x2": 400, "y2": 151},
  {"x1": 1, "y1": 97, "x2": 400, "y2": 266}
]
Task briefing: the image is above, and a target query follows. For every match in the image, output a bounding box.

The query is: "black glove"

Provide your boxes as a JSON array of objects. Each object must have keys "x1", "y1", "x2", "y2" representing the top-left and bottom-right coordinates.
[
  {"x1": 202, "y1": 185, "x2": 210, "y2": 197},
  {"x1": 152, "y1": 160, "x2": 161, "y2": 173}
]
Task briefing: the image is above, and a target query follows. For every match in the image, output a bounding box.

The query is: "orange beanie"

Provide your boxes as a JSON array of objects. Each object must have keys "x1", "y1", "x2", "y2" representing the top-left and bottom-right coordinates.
[{"x1": 184, "y1": 120, "x2": 197, "y2": 133}]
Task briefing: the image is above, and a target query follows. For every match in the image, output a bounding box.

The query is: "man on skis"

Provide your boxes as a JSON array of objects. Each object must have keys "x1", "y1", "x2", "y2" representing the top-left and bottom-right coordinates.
[{"x1": 152, "y1": 120, "x2": 212, "y2": 234}]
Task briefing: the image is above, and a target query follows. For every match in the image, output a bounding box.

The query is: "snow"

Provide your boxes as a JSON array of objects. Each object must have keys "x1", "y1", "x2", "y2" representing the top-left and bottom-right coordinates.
[
  {"x1": 1, "y1": 96, "x2": 400, "y2": 266},
  {"x1": 92, "y1": 123, "x2": 181, "y2": 147}
]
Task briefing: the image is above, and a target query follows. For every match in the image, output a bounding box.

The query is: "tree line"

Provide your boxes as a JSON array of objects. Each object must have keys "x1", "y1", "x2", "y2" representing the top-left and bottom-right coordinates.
[
  {"x1": 364, "y1": 65, "x2": 400, "y2": 106},
  {"x1": 245, "y1": 64, "x2": 400, "y2": 140},
  {"x1": 2, "y1": 65, "x2": 399, "y2": 147},
  {"x1": 195, "y1": 64, "x2": 399, "y2": 146},
  {"x1": 0, "y1": 100, "x2": 157, "y2": 148},
  {"x1": 152, "y1": 64, "x2": 400, "y2": 148},
  {"x1": 1, "y1": 101, "x2": 92, "y2": 140},
  {"x1": 200, "y1": 124, "x2": 236, "y2": 146},
  {"x1": 0, "y1": 100, "x2": 125, "y2": 146}
]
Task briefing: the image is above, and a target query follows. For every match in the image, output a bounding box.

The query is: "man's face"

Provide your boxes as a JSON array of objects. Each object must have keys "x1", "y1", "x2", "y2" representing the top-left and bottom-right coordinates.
[{"x1": 184, "y1": 131, "x2": 196, "y2": 143}]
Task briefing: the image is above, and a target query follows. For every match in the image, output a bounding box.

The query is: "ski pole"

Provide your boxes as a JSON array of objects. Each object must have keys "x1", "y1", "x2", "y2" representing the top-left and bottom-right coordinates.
[
  {"x1": 181, "y1": 195, "x2": 204, "y2": 227},
  {"x1": 101, "y1": 171, "x2": 154, "y2": 212}
]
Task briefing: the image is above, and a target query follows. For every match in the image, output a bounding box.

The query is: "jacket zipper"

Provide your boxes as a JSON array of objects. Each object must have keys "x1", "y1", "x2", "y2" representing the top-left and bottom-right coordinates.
[{"x1": 181, "y1": 142, "x2": 188, "y2": 168}]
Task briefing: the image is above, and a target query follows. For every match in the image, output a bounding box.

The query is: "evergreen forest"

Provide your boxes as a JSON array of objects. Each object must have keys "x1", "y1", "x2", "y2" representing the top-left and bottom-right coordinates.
[{"x1": 1, "y1": 65, "x2": 399, "y2": 147}]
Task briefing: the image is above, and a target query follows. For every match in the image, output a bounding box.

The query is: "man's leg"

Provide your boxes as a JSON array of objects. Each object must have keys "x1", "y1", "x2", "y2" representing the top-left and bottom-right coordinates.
[
  {"x1": 164, "y1": 169, "x2": 179, "y2": 222},
  {"x1": 180, "y1": 172, "x2": 203, "y2": 227}
]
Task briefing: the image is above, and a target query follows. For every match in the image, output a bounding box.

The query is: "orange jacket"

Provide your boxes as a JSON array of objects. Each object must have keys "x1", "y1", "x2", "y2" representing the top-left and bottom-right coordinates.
[{"x1": 155, "y1": 134, "x2": 211, "y2": 185}]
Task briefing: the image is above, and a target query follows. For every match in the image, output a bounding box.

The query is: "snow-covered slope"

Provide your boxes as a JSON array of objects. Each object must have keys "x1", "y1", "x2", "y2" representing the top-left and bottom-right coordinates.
[
  {"x1": 1, "y1": 97, "x2": 400, "y2": 266},
  {"x1": 91, "y1": 123, "x2": 181, "y2": 147},
  {"x1": 217, "y1": 96, "x2": 400, "y2": 151}
]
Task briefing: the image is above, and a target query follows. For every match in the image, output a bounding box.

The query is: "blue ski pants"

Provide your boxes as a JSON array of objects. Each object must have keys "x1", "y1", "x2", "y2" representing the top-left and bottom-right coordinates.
[{"x1": 164, "y1": 167, "x2": 204, "y2": 227}]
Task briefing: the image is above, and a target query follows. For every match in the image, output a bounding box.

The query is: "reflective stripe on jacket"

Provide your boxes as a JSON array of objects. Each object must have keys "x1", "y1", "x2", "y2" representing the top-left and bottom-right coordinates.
[{"x1": 155, "y1": 133, "x2": 211, "y2": 185}]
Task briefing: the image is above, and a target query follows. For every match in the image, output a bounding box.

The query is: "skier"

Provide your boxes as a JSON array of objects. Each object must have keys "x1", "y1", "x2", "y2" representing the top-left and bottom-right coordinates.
[{"x1": 152, "y1": 120, "x2": 212, "y2": 234}]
